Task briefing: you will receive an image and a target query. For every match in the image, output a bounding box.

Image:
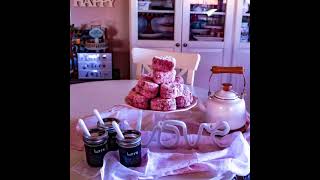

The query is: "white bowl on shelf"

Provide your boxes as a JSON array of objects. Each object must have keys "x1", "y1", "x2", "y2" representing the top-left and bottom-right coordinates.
[
  {"x1": 157, "y1": 24, "x2": 174, "y2": 32},
  {"x1": 153, "y1": 16, "x2": 174, "y2": 25}
]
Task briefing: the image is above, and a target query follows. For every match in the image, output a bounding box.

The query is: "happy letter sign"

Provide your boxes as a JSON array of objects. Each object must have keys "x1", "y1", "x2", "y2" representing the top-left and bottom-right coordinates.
[{"x1": 73, "y1": 0, "x2": 115, "y2": 7}]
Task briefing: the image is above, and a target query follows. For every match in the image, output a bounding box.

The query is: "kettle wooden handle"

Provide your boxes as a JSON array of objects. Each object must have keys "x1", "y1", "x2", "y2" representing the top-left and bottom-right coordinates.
[
  {"x1": 208, "y1": 66, "x2": 246, "y2": 99},
  {"x1": 211, "y1": 66, "x2": 244, "y2": 74}
]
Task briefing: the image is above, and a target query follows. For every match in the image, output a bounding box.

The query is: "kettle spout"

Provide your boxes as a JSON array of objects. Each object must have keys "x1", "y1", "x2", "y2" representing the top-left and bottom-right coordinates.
[{"x1": 197, "y1": 99, "x2": 207, "y2": 112}]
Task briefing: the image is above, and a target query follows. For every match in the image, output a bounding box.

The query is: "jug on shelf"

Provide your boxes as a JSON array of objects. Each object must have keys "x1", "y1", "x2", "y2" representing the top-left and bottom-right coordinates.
[{"x1": 198, "y1": 66, "x2": 247, "y2": 130}]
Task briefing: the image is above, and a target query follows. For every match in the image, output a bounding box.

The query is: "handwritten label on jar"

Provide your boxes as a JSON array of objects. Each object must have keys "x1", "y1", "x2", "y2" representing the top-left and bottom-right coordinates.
[
  {"x1": 119, "y1": 144, "x2": 141, "y2": 167},
  {"x1": 93, "y1": 147, "x2": 106, "y2": 154},
  {"x1": 84, "y1": 143, "x2": 108, "y2": 167},
  {"x1": 127, "y1": 151, "x2": 138, "y2": 156}
]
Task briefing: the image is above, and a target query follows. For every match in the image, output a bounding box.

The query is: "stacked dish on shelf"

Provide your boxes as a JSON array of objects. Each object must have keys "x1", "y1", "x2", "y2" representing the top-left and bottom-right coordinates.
[
  {"x1": 189, "y1": 8, "x2": 225, "y2": 42},
  {"x1": 138, "y1": 14, "x2": 174, "y2": 40},
  {"x1": 137, "y1": 1, "x2": 175, "y2": 40}
]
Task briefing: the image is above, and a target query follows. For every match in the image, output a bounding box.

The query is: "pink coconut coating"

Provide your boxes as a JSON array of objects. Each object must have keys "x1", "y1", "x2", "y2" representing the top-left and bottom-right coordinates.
[
  {"x1": 153, "y1": 70, "x2": 176, "y2": 84},
  {"x1": 160, "y1": 83, "x2": 178, "y2": 99},
  {"x1": 175, "y1": 75, "x2": 184, "y2": 84},
  {"x1": 150, "y1": 97, "x2": 176, "y2": 111},
  {"x1": 176, "y1": 87, "x2": 193, "y2": 108},
  {"x1": 137, "y1": 79, "x2": 159, "y2": 92},
  {"x1": 134, "y1": 85, "x2": 158, "y2": 99},
  {"x1": 175, "y1": 83, "x2": 184, "y2": 96},
  {"x1": 152, "y1": 56, "x2": 176, "y2": 72},
  {"x1": 140, "y1": 74, "x2": 154, "y2": 82},
  {"x1": 125, "y1": 91, "x2": 149, "y2": 109},
  {"x1": 134, "y1": 79, "x2": 159, "y2": 99},
  {"x1": 125, "y1": 90, "x2": 137, "y2": 105}
]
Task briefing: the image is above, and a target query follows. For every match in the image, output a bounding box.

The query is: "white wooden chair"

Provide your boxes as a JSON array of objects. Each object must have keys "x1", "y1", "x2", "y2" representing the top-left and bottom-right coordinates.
[{"x1": 131, "y1": 48, "x2": 201, "y2": 86}]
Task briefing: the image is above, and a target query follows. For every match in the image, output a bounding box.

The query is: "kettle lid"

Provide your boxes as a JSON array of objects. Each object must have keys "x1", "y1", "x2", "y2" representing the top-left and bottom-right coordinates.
[{"x1": 213, "y1": 83, "x2": 238, "y2": 100}]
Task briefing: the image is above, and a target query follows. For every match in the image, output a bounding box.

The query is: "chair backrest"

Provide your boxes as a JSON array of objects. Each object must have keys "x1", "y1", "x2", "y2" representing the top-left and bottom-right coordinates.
[{"x1": 131, "y1": 48, "x2": 201, "y2": 86}]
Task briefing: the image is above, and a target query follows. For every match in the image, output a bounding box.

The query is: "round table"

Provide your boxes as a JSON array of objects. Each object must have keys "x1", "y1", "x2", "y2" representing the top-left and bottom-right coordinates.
[
  {"x1": 70, "y1": 80, "x2": 208, "y2": 120},
  {"x1": 70, "y1": 80, "x2": 216, "y2": 180}
]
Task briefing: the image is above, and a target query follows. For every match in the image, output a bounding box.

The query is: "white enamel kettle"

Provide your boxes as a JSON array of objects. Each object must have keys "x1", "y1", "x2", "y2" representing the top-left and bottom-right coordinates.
[{"x1": 198, "y1": 66, "x2": 247, "y2": 130}]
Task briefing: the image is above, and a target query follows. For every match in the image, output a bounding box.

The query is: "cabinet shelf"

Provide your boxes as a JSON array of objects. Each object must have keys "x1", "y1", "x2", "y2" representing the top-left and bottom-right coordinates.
[
  {"x1": 190, "y1": 11, "x2": 226, "y2": 15},
  {"x1": 138, "y1": 10, "x2": 175, "y2": 13},
  {"x1": 203, "y1": 25, "x2": 224, "y2": 29}
]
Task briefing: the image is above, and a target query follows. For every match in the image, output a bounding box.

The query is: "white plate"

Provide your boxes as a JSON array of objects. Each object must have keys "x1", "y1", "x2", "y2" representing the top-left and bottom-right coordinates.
[
  {"x1": 139, "y1": 33, "x2": 163, "y2": 38},
  {"x1": 191, "y1": 29, "x2": 210, "y2": 35},
  {"x1": 193, "y1": 35, "x2": 223, "y2": 41},
  {"x1": 125, "y1": 96, "x2": 198, "y2": 114}
]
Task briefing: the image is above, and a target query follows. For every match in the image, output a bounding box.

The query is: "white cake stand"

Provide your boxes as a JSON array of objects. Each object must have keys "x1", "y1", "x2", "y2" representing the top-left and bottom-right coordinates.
[
  {"x1": 124, "y1": 96, "x2": 198, "y2": 130},
  {"x1": 124, "y1": 96, "x2": 198, "y2": 113}
]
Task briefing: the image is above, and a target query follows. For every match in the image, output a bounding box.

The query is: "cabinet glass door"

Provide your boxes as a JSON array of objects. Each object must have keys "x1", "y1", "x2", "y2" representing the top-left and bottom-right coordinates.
[
  {"x1": 182, "y1": 0, "x2": 234, "y2": 49},
  {"x1": 132, "y1": 0, "x2": 182, "y2": 51},
  {"x1": 137, "y1": 0, "x2": 176, "y2": 40},
  {"x1": 188, "y1": 0, "x2": 227, "y2": 42}
]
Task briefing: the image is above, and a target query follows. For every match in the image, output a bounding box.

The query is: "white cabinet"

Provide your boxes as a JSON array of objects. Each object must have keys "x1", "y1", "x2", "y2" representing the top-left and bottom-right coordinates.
[
  {"x1": 180, "y1": 0, "x2": 235, "y2": 92},
  {"x1": 129, "y1": 0, "x2": 250, "y2": 110},
  {"x1": 231, "y1": 0, "x2": 250, "y2": 112}
]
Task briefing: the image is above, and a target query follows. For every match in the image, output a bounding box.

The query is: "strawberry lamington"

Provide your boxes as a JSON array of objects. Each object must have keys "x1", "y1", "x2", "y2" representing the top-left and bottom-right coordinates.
[
  {"x1": 176, "y1": 86, "x2": 193, "y2": 108},
  {"x1": 152, "y1": 56, "x2": 176, "y2": 72},
  {"x1": 125, "y1": 90, "x2": 149, "y2": 109},
  {"x1": 134, "y1": 79, "x2": 159, "y2": 99},
  {"x1": 140, "y1": 74, "x2": 153, "y2": 82},
  {"x1": 153, "y1": 70, "x2": 176, "y2": 84},
  {"x1": 174, "y1": 75, "x2": 184, "y2": 84},
  {"x1": 125, "y1": 55, "x2": 195, "y2": 111},
  {"x1": 160, "y1": 83, "x2": 182, "y2": 99},
  {"x1": 150, "y1": 97, "x2": 176, "y2": 111}
]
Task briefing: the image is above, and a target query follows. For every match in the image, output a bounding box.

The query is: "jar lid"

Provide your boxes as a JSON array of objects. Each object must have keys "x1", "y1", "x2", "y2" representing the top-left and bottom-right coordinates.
[
  {"x1": 83, "y1": 128, "x2": 108, "y2": 145},
  {"x1": 117, "y1": 130, "x2": 141, "y2": 148},
  {"x1": 97, "y1": 117, "x2": 120, "y2": 132},
  {"x1": 213, "y1": 83, "x2": 239, "y2": 100}
]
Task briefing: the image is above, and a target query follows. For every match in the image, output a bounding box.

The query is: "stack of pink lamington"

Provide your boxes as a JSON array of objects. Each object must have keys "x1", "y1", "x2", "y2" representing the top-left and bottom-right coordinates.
[{"x1": 125, "y1": 56, "x2": 193, "y2": 111}]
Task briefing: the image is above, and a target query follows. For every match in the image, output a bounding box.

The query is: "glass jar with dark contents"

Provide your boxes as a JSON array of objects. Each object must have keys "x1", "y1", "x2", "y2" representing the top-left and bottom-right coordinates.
[
  {"x1": 83, "y1": 128, "x2": 108, "y2": 167},
  {"x1": 97, "y1": 118, "x2": 123, "y2": 151},
  {"x1": 117, "y1": 130, "x2": 142, "y2": 167}
]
